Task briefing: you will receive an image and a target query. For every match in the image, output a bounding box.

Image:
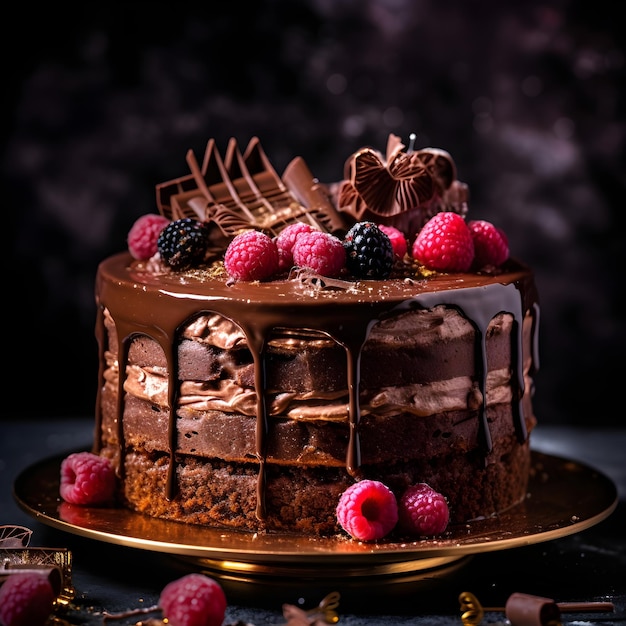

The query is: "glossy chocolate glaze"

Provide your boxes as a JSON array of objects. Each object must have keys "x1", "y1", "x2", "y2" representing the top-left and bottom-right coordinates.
[{"x1": 94, "y1": 252, "x2": 539, "y2": 521}]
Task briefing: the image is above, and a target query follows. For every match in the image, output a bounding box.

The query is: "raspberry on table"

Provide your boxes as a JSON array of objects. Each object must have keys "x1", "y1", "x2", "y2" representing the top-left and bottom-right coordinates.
[
  {"x1": 157, "y1": 217, "x2": 209, "y2": 270},
  {"x1": 411, "y1": 211, "x2": 475, "y2": 272},
  {"x1": 468, "y1": 219, "x2": 509, "y2": 269},
  {"x1": 127, "y1": 213, "x2": 171, "y2": 260},
  {"x1": 343, "y1": 221, "x2": 394, "y2": 279},
  {"x1": 224, "y1": 230, "x2": 279, "y2": 281},
  {"x1": 60, "y1": 451, "x2": 116, "y2": 506},
  {"x1": 274, "y1": 222, "x2": 314, "y2": 272},
  {"x1": 0, "y1": 573, "x2": 55, "y2": 626},
  {"x1": 292, "y1": 230, "x2": 346, "y2": 277},
  {"x1": 336, "y1": 479, "x2": 398, "y2": 541},
  {"x1": 397, "y1": 482, "x2": 450, "y2": 536},
  {"x1": 377, "y1": 224, "x2": 408, "y2": 260},
  {"x1": 159, "y1": 573, "x2": 227, "y2": 626}
]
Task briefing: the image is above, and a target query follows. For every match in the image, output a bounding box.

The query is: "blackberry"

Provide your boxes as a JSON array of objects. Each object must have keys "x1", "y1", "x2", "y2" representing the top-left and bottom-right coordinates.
[
  {"x1": 157, "y1": 218, "x2": 208, "y2": 269},
  {"x1": 343, "y1": 221, "x2": 394, "y2": 279}
]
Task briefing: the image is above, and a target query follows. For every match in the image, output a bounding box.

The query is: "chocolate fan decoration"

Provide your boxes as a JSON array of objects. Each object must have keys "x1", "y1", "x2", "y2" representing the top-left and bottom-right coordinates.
[{"x1": 336, "y1": 133, "x2": 469, "y2": 235}]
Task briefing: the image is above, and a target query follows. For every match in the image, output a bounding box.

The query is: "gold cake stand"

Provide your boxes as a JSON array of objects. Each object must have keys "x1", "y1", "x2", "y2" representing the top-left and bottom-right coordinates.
[{"x1": 13, "y1": 451, "x2": 617, "y2": 590}]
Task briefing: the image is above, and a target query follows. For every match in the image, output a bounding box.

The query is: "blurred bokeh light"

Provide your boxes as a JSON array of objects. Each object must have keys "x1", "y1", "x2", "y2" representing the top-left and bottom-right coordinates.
[{"x1": 2, "y1": 0, "x2": 624, "y2": 425}]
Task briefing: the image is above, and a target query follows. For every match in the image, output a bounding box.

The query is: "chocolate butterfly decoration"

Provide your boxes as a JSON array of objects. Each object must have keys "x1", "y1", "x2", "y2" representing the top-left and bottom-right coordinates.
[{"x1": 281, "y1": 591, "x2": 341, "y2": 625}]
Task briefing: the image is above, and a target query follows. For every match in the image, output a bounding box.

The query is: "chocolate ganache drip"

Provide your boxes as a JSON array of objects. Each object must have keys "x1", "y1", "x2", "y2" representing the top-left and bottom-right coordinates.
[{"x1": 95, "y1": 257, "x2": 538, "y2": 519}]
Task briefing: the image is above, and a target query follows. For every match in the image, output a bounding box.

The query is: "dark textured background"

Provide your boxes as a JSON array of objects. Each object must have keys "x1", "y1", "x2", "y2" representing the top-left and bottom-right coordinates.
[{"x1": 2, "y1": 1, "x2": 624, "y2": 425}]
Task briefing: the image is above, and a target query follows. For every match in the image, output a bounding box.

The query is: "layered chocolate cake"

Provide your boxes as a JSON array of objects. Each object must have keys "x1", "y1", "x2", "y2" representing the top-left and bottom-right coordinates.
[{"x1": 93, "y1": 135, "x2": 539, "y2": 537}]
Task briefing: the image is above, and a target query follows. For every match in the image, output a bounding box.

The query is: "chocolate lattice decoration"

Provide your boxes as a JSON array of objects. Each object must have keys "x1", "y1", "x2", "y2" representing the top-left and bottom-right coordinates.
[{"x1": 156, "y1": 137, "x2": 347, "y2": 243}]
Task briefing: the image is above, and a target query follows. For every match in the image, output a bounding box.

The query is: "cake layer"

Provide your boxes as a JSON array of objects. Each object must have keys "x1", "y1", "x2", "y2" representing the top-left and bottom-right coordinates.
[
  {"x1": 103, "y1": 306, "x2": 518, "y2": 395},
  {"x1": 100, "y1": 391, "x2": 535, "y2": 467},
  {"x1": 100, "y1": 430, "x2": 532, "y2": 535}
]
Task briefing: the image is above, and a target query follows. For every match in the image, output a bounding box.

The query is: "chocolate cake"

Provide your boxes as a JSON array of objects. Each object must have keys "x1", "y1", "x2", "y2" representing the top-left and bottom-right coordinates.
[{"x1": 93, "y1": 135, "x2": 539, "y2": 537}]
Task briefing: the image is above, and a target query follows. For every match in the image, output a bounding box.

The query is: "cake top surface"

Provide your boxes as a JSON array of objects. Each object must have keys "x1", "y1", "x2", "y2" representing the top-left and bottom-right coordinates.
[
  {"x1": 115, "y1": 133, "x2": 525, "y2": 291},
  {"x1": 103, "y1": 250, "x2": 532, "y2": 305},
  {"x1": 96, "y1": 133, "x2": 542, "y2": 357}
]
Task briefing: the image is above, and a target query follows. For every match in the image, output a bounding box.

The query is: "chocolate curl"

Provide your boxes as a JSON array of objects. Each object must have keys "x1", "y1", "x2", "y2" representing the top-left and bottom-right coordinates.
[
  {"x1": 506, "y1": 592, "x2": 616, "y2": 625},
  {"x1": 505, "y1": 592, "x2": 561, "y2": 626},
  {"x1": 459, "y1": 591, "x2": 615, "y2": 626},
  {"x1": 0, "y1": 563, "x2": 63, "y2": 598},
  {"x1": 0, "y1": 525, "x2": 33, "y2": 548}
]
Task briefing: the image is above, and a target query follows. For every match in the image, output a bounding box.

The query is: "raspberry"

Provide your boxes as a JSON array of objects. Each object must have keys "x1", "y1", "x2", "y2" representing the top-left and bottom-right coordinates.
[
  {"x1": 157, "y1": 218, "x2": 209, "y2": 270},
  {"x1": 343, "y1": 221, "x2": 394, "y2": 279},
  {"x1": 224, "y1": 230, "x2": 279, "y2": 281},
  {"x1": 468, "y1": 219, "x2": 509, "y2": 269},
  {"x1": 412, "y1": 212, "x2": 474, "y2": 272},
  {"x1": 378, "y1": 224, "x2": 408, "y2": 260},
  {"x1": 0, "y1": 573, "x2": 55, "y2": 626},
  {"x1": 159, "y1": 573, "x2": 227, "y2": 626},
  {"x1": 292, "y1": 231, "x2": 346, "y2": 277},
  {"x1": 274, "y1": 222, "x2": 314, "y2": 272},
  {"x1": 397, "y1": 483, "x2": 450, "y2": 536},
  {"x1": 336, "y1": 479, "x2": 398, "y2": 541},
  {"x1": 127, "y1": 213, "x2": 171, "y2": 260},
  {"x1": 60, "y1": 451, "x2": 116, "y2": 505}
]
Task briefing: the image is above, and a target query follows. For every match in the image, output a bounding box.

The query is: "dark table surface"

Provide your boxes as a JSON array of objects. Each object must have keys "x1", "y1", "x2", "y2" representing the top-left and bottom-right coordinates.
[{"x1": 1, "y1": 417, "x2": 624, "y2": 625}]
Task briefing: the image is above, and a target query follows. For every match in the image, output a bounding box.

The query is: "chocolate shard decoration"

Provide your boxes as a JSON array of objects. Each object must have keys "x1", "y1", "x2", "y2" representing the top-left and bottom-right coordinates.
[
  {"x1": 282, "y1": 156, "x2": 348, "y2": 234},
  {"x1": 155, "y1": 137, "x2": 347, "y2": 254},
  {"x1": 0, "y1": 525, "x2": 33, "y2": 548}
]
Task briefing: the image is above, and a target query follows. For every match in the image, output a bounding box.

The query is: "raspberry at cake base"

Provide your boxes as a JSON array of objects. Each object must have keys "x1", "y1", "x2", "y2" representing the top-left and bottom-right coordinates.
[{"x1": 93, "y1": 135, "x2": 540, "y2": 538}]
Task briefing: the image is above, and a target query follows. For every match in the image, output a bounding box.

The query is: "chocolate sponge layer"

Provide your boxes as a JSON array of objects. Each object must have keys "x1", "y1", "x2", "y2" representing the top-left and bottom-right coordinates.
[{"x1": 100, "y1": 429, "x2": 532, "y2": 535}]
